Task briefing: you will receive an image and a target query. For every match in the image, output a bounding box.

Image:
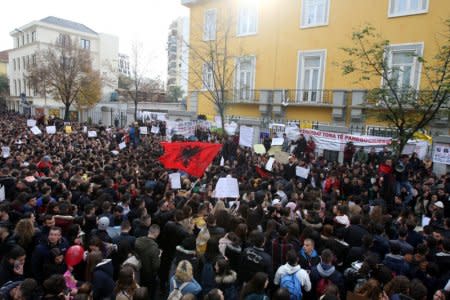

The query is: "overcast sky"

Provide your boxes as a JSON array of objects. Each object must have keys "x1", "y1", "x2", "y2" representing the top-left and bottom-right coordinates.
[{"x1": 0, "y1": 0, "x2": 189, "y2": 80}]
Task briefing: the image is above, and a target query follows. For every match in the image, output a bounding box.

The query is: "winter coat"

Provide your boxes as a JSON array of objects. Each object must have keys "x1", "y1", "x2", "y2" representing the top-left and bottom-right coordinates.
[
  {"x1": 92, "y1": 259, "x2": 115, "y2": 300},
  {"x1": 134, "y1": 236, "x2": 160, "y2": 285},
  {"x1": 31, "y1": 238, "x2": 69, "y2": 283},
  {"x1": 382, "y1": 254, "x2": 410, "y2": 276},
  {"x1": 274, "y1": 263, "x2": 311, "y2": 292},
  {"x1": 343, "y1": 224, "x2": 369, "y2": 247},
  {"x1": 239, "y1": 246, "x2": 273, "y2": 284},
  {"x1": 169, "y1": 245, "x2": 199, "y2": 280},
  {"x1": 224, "y1": 243, "x2": 242, "y2": 274},
  {"x1": 215, "y1": 270, "x2": 238, "y2": 300},
  {"x1": 310, "y1": 263, "x2": 345, "y2": 299},
  {"x1": 0, "y1": 260, "x2": 24, "y2": 286},
  {"x1": 299, "y1": 248, "x2": 320, "y2": 271},
  {"x1": 169, "y1": 276, "x2": 202, "y2": 296}
]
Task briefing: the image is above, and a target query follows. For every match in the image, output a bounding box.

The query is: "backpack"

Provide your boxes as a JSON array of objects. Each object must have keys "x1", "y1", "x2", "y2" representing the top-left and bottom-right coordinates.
[
  {"x1": 315, "y1": 277, "x2": 331, "y2": 297},
  {"x1": 280, "y1": 270, "x2": 302, "y2": 300},
  {"x1": 167, "y1": 278, "x2": 189, "y2": 300}
]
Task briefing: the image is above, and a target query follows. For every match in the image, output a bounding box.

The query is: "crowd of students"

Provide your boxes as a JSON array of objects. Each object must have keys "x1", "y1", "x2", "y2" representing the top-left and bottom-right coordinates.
[{"x1": 0, "y1": 111, "x2": 449, "y2": 300}]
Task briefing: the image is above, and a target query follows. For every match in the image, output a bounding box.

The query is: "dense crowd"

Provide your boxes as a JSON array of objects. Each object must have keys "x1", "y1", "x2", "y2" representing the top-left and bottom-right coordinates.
[{"x1": 0, "y1": 111, "x2": 449, "y2": 300}]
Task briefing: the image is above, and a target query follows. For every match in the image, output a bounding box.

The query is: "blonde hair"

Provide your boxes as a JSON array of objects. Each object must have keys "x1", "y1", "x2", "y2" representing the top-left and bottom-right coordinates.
[
  {"x1": 175, "y1": 260, "x2": 193, "y2": 283},
  {"x1": 212, "y1": 200, "x2": 227, "y2": 215}
]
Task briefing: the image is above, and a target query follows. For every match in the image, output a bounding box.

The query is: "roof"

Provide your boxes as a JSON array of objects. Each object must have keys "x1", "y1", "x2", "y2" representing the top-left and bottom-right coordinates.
[
  {"x1": 40, "y1": 16, "x2": 97, "y2": 35},
  {"x1": 0, "y1": 50, "x2": 9, "y2": 62}
]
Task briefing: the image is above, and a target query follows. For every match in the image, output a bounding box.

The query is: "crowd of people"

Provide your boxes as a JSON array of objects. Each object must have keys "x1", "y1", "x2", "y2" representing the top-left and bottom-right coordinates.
[{"x1": 0, "y1": 111, "x2": 449, "y2": 300}]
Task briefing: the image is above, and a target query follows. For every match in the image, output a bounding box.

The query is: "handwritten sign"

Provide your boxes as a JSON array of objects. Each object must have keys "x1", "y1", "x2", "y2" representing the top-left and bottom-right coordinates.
[
  {"x1": 30, "y1": 126, "x2": 42, "y2": 135},
  {"x1": 271, "y1": 138, "x2": 284, "y2": 146},
  {"x1": 88, "y1": 131, "x2": 97, "y2": 138},
  {"x1": 265, "y1": 157, "x2": 275, "y2": 171},
  {"x1": 253, "y1": 144, "x2": 266, "y2": 154},
  {"x1": 239, "y1": 126, "x2": 254, "y2": 148},
  {"x1": 140, "y1": 127, "x2": 148, "y2": 135},
  {"x1": 1, "y1": 147, "x2": 10, "y2": 158},
  {"x1": 119, "y1": 142, "x2": 126, "y2": 150},
  {"x1": 169, "y1": 172, "x2": 181, "y2": 189},
  {"x1": 27, "y1": 119, "x2": 36, "y2": 127},
  {"x1": 151, "y1": 126, "x2": 160, "y2": 134},
  {"x1": 214, "y1": 177, "x2": 239, "y2": 198},
  {"x1": 0, "y1": 185, "x2": 4, "y2": 202},
  {"x1": 295, "y1": 166, "x2": 310, "y2": 179},
  {"x1": 46, "y1": 126, "x2": 56, "y2": 134}
]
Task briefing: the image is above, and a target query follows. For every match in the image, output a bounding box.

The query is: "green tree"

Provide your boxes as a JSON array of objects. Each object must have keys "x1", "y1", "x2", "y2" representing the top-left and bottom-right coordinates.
[
  {"x1": 167, "y1": 85, "x2": 184, "y2": 102},
  {"x1": 0, "y1": 74, "x2": 8, "y2": 96},
  {"x1": 27, "y1": 36, "x2": 102, "y2": 120},
  {"x1": 340, "y1": 23, "x2": 450, "y2": 155}
]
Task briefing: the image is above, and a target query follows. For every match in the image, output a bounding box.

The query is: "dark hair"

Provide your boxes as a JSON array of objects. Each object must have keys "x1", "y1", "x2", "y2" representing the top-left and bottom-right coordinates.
[
  {"x1": 43, "y1": 274, "x2": 67, "y2": 297},
  {"x1": 321, "y1": 249, "x2": 334, "y2": 264},
  {"x1": 7, "y1": 245, "x2": 26, "y2": 260},
  {"x1": 204, "y1": 288, "x2": 223, "y2": 300},
  {"x1": 286, "y1": 249, "x2": 298, "y2": 266},
  {"x1": 249, "y1": 230, "x2": 265, "y2": 248},
  {"x1": 215, "y1": 257, "x2": 231, "y2": 276},
  {"x1": 132, "y1": 287, "x2": 149, "y2": 300},
  {"x1": 115, "y1": 265, "x2": 137, "y2": 296},
  {"x1": 272, "y1": 288, "x2": 291, "y2": 300},
  {"x1": 240, "y1": 272, "x2": 268, "y2": 299}
]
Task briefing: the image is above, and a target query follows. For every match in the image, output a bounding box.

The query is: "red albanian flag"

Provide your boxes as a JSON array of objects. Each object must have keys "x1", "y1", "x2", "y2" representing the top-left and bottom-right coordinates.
[{"x1": 159, "y1": 142, "x2": 222, "y2": 177}]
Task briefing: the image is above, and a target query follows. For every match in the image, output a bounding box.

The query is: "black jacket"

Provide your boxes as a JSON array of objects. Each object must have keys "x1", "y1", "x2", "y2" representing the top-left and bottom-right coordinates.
[
  {"x1": 238, "y1": 246, "x2": 272, "y2": 284},
  {"x1": 343, "y1": 224, "x2": 369, "y2": 247},
  {"x1": 135, "y1": 236, "x2": 160, "y2": 285},
  {"x1": 92, "y1": 259, "x2": 115, "y2": 300}
]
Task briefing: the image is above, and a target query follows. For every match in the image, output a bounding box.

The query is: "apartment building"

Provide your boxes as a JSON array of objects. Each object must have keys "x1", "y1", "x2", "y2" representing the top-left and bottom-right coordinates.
[
  {"x1": 167, "y1": 16, "x2": 189, "y2": 98},
  {"x1": 182, "y1": 0, "x2": 449, "y2": 135}
]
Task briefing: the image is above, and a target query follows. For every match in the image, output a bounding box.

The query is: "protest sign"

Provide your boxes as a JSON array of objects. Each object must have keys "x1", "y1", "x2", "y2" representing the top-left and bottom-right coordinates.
[
  {"x1": 1, "y1": 147, "x2": 10, "y2": 158},
  {"x1": 296, "y1": 166, "x2": 310, "y2": 179},
  {"x1": 220, "y1": 156, "x2": 225, "y2": 166},
  {"x1": 239, "y1": 126, "x2": 254, "y2": 148},
  {"x1": 432, "y1": 143, "x2": 450, "y2": 165},
  {"x1": 65, "y1": 126, "x2": 72, "y2": 134},
  {"x1": 169, "y1": 172, "x2": 181, "y2": 189},
  {"x1": 27, "y1": 119, "x2": 36, "y2": 127},
  {"x1": 0, "y1": 185, "x2": 4, "y2": 202},
  {"x1": 253, "y1": 144, "x2": 266, "y2": 154},
  {"x1": 151, "y1": 126, "x2": 160, "y2": 134},
  {"x1": 140, "y1": 127, "x2": 148, "y2": 135},
  {"x1": 119, "y1": 142, "x2": 126, "y2": 150},
  {"x1": 214, "y1": 176, "x2": 239, "y2": 198},
  {"x1": 88, "y1": 131, "x2": 97, "y2": 138},
  {"x1": 46, "y1": 126, "x2": 56, "y2": 134},
  {"x1": 265, "y1": 157, "x2": 275, "y2": 171},
  {"x1": 30, "y1": 126, "x2": 42, "y2": 135},
  {"x1": 271, "y1": 138, "x2": 284, "y2": 146},
  {"x1": 224, "y1": 122, "x2": 238, "y2": 135}
]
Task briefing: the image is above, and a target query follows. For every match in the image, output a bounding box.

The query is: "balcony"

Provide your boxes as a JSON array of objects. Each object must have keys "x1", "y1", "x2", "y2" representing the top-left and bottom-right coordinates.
[
  {"x1": 225, "y1": 89, "x2": 262, "y2": 104},
  {"x1": 283, "y1": 89, "x2": 333, "y2": 105}
]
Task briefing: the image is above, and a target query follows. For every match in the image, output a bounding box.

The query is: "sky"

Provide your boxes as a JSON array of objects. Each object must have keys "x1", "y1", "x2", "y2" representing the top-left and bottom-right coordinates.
[{"x1": 0, "y1": 0, "x2": 189, "y2": 81}]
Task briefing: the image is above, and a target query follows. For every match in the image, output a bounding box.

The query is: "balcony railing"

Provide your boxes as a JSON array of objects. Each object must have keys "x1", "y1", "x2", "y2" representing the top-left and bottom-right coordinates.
[
  {"x1": 284, "y1": 89, "x2": 333, "y2": 105},
  {"x1": 225, "y1": 89, "x2": 261, "y2": 103}
]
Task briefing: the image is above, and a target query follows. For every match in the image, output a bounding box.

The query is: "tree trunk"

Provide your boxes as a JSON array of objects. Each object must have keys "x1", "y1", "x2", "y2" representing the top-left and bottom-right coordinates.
[
  {"x1": 64, "y1": 104, "x2": 71, "y2": 121},
  {"x1": 134, "y1": 99, "x2": 138, "y2": 122}
]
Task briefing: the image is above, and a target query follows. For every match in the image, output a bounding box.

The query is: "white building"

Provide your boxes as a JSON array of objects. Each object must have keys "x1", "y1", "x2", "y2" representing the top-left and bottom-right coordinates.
[
  {"x1": 167, "y1": 17, "x2": 189, "y2": 98},
  {"x1": 7, "y1": 16, "x2": 119, "y2": 123}
]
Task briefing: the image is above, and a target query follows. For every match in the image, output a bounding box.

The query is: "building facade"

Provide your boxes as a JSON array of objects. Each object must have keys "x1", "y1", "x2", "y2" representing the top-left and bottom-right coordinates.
[
  {"x1": 182, "y1": 0, "x2": 449, "y2": 136},
  {"x1": 167, "y1": 16, "x2": 189, "y2": 98},
  {"x1": 6, "y1": 16, "x2": 119, "y2": 121},
  {"x1": 118, "y1": 53, "x2": 130, "y2": 77},
  {"x1": 0, "y1": 50, "x2": 8, "y2": 75}
]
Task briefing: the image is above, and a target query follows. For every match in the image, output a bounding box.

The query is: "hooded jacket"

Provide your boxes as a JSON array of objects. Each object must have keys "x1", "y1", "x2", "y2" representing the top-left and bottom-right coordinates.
[
  {"x1": 239, "y1": 246, "x2": 273, "y2": 284},
  {"x1": 134, "y1": 236, "x2": 160, "y2": 285},
  {"x1": 310, "y1": 263, "x2": 345, "y2": 297},
  {"x1": 382, "y1": 253, "x2": 410, "y2": 276},
  {"x1": 299, "y1": 248, "x2": 320, "y2": 271},
  {"x1": 215, "y1": 270, "x2": 238, "y2": 300},
  {"x1": 92, "y1": 259, "x2": 115, "y2": 300},
  {"x1": 274, "y1": 263, "x2": 311, "y2": 292}
]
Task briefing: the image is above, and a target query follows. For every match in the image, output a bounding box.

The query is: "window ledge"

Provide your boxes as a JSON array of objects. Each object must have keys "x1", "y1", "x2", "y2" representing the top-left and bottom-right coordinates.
[
  {"x1": 388, "y1": 10, "x2": 428, "y2": 18},
  {"x1": 300, "y1": 22, "x2": 329, "y2": 29},
  {"x1": 236, "y1": 32, "x2": 258, "y2": 38}
]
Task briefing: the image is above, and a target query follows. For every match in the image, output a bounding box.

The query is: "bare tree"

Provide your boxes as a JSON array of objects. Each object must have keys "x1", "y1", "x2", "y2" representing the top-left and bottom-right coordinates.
[
  {"x1": 128, "y1": 41, "x2": 146, "y2": 122},
  {"x1": 27, "y1": 36, "x2": 102, "y2": 121},
  {"x1": 183, "y1": 13, "x2": 243, "y2": 130},
  {"x1": 340, "y1": 22, "x2": 450, "y2": 155}
]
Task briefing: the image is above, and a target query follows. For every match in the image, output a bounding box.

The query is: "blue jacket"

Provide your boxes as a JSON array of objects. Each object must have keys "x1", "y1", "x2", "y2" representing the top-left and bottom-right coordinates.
[
  {"x1": 169, "y1": 276, "x2": 202, "y2": 296},
  {"x1": 31, "y1": 238, "x2": 69, "y2": 283},
  {"x1": 382, "y1": 254, "x2": 410, "y2": 276},
  {"x1": 92, "y1": 259, "x2": 115, "y2": 300}
]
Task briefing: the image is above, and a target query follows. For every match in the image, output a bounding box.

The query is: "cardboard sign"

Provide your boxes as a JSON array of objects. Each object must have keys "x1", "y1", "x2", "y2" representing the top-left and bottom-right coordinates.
[
  {"x1": 119, "y1": 142, "x2": 126, "y2": 150},
  {"x1": 295, "y1": 166, "x2": 310, "y2": 179},
  {"x1": 253, "y1": 144, "x2": 266, "y2": 154},
  {"x1": 140, "y1": 127, "x2": 148, "y2": 135},
  {"x1": 220, "y1": 156, "x2": 225, "y2": 166},
  {"x1": 65, "y1": 126, "x2": 72, "y2": 134},
  {"x1": 214, "y1": 176, "x2": 239, "y2": 198},
  {"x1": 169, "y1": 172, "x2": 181, "y2": 189},
  {"x1": 239, "y1": 126, "x2": 254, "y2": 148},
  {"x1": 151, "y1": 126, "x2": 160, "y2": 134},
  {"x1": 1, "y1": 147, "x2": 10, "y2": 158},
  {"x1": 30, "y1": 126, "x2": 42, "y2": 135},
  {"x1": 88, "y1": 131, "x2": 97, "y2": 138},
  {"x1": 265, "y1": 157, "x2": 275, "y2": 171},
  {"x1": 271, "y1": 138, "x2": 284, "y2": 146},
  {"x1": 46, "y1": 126, "x2": 56, "y2": 134},
  {"x1": 27, "y1": 119, "x2": 36, "y2": 127}
]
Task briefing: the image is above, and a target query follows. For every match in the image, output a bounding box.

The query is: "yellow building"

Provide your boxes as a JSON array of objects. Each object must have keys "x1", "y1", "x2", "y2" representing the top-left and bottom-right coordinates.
[
  {"x1": 0, "y1": 50, "x2": 8, "y2": 75},
  {"x1": 182, "y1": 0, "x2": 450, "y2": 135}
]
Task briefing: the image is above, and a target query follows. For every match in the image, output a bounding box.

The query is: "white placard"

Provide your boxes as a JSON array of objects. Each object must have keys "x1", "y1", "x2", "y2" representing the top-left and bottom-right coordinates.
[
  {"x1": 46, "y1": 126, "x2": 56, "y2": 134},
  {"x1": 265, "y1": 157, "x2": 275, "y2": 171},
  {"x1": 0, "y1": 185, "x2": 4, "y2": 202},
  {"x1": 215, "y1": 116, "x2": 223, "y2": 128},
  {"x1": 433, "y1": 143, "x2": 450, "y2": 165},
  {"x1": 88, "y1": 131, "x2": 97, "y2": 138},
  {"x1": 271, "y1": 138, "x2": 284, "y2": 146},
  {"x1": 224, "y1": 122, "x2": 238, "y2": 135},
  {"x1": 30, "y1": 126, "x2": 42, "y2": 135},
  {"x1": 169, "y1": 172, "x2": 181, "y2": 189},
  {"x1": 422, "y1": 215, "x2": 431, "y2": 227},
  {"x1": 83, "y1": 126, "x2": 88, "y2": 133},
  {"x1": 295, "y1": 166, "x2": 310, "y2": 179},
  {"x1": 220, "y1": 156, "x2": 225, "y2": 166},
  {"x1": 111, "y1": 150, "x2": 119, "y2": 156},
  {"x1": 119, "y1": 142, "x2": 126, "y2": 150},
  {"x1": 27, "y1": 119, "x2": 36, "y2": 127},
  {"x1": 151, "y1": 126, "x2": 160, "y2": 134},
  {"x1": 140, "y1": 127, "x2": 148, "y2": 135},
  {"x1": 214, "y1": 177, "x2": 239, "y2": 198},
  {"x1": 239, "y1": 126, "x2": 254, "y2": 148},
  {"x1": 1, "y1": 147, "x2": 10, "y2": 158}
]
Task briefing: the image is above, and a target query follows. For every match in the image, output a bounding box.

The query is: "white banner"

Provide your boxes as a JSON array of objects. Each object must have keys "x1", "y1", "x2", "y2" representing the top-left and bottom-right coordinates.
[
  {"x1": 239, "y1": 126, "x2": 254, "y2": 148},
  {"x1": 88, "y1": 131, "x2": 97, "y2": 138},
  {"x1": 214, "y1": 177, "x2": 239, "y2": 198},
  {"x1": 299, "y1": 128, "x2": 392, "y2": 151},
  {"x1": 168, "y1": 121, "x2": 196, "y2": 138},
  {"x1": 433, "y1": 143, "x2": 450, "y2": 165},
  {"x1": 46, "y1": 126, "x2": 56, "y2": 134},
  {"x1": 169, "y1": 172, "x2": 181, "y2": 189},
  {"x1": 27, "y1": 119, "x2": 36, "y2": 127},
  {"x1": 271, "y1": 138, "x2": 284, "y2": 146}
]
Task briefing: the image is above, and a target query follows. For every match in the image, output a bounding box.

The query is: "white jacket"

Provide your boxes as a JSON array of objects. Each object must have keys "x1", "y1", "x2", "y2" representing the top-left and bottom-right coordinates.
[{"x1": 274, "y1": 263, "x2": 312, "y2": 292}]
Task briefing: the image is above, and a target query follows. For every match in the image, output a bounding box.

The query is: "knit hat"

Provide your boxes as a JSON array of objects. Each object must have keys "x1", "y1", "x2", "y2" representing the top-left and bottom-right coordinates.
[{"x1": 98, "y1": 217, "x2": 110, "y2": 230}]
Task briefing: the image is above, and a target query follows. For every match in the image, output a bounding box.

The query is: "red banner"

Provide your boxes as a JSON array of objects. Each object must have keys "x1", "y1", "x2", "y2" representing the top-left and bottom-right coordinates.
[{"x1": 159, "y1": 142, "x2": 222, "y2": 177}]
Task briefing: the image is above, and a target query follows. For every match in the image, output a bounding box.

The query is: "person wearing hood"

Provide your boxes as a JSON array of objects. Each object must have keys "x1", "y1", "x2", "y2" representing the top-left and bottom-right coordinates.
[
  {"x1": 0, "y1": 246, "x2": 26, "y2": 286},
  {"x1": 382, "y1": 242, "x2": 410, "y2": 276},
  {"x1": 299, "y1": 238, "x2": 320, "y2": 271},
  {"x1": 86, "y1": 250, "x2": 115, "y2": 300},
  {"x1": 214, "y1": 257, "x2": 238, "y2": 300},
  {"x1": 310, "y1": 249, "x2": 345, "y2": 299},
  {"x1": 274, "y1": 250, "x2": 311, "y2": 294}
]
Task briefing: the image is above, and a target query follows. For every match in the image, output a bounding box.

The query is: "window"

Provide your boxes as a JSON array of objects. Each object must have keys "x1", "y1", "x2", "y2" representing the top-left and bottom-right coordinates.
[
  {"x1": 237, "y1": 4, "x2": 258, "y2": 36},
  {"x1": 389, "y1": 0, "x2": 428, "y2": 17},
  {"x1": 297, "y1": 50, "x2": 326, "y2": 102},
  {"x1": 26, "y1": 34, "x2": 29, "y2": 44},
  {"x1": 13, "y1": 80, "x2": 17, "y2": 96},
  {"x1": 13, "y1": 59, "x2": 16, "y2": 71},
  {"x1": 32, "y1": 31, "x2": 36, "y2": 42},
  {"x1": 21, "y1": 35, "x2": 24, "y2": 46},
  {"x1": 16, "y1": 38, "x2": 19, "y2": 48},
  {"x1": 386, "y1": 43, "x2": 423, "y2": 90},
  {"x1": 80, "y1": 39, "x2": 90, "y2": 49},
  {"x1": 22, "y1": 57, "x2": 26, "y2": 70},
  {"x1": 23, "y1": 79, "x2": 26, "y2": 95},
  {"x1": 17, "y1": 58, "x2": 20, "y2": 71},
  {"x1": 18, "y1": 80, "x2": 21, "y2": 94},
  {"x1": 32, "y1": 54, "x2": 36, "y2": 65},
  {"x1": 57, "y1": 34, "x2": 71, "y2": 47},
  {"x1": 235, "y1": 56, "x2": 256, "y2": 100},
  {"x1": 203, "y1": 9, "x2": 217, "y2": 41},
  {"x1": 301, "y1": 0, "x2": 330, "y2": 28},
  {"x1": 202, "y1": 63, "x2": 214, "y2": 90}
]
